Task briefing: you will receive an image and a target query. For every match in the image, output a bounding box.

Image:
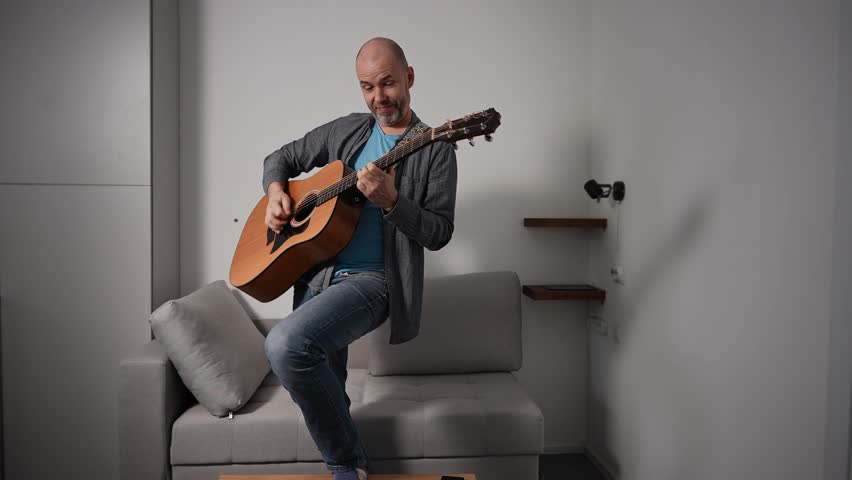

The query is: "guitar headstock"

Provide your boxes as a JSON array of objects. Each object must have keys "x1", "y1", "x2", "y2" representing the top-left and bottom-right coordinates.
[{"x1": 432, "y1": 108, "x2": 501, "y2": 148}]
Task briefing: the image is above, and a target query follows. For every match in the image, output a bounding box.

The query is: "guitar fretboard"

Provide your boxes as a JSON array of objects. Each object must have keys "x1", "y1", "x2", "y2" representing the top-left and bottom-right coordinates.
[{"x1": 313, "y1": 128, "x2": 434, "y2": 207}]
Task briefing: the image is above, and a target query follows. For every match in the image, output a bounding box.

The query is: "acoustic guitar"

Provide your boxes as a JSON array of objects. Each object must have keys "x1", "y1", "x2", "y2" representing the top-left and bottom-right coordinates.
[{"x1": 229, "y1": 108, "x2": 501, "y2": 302}]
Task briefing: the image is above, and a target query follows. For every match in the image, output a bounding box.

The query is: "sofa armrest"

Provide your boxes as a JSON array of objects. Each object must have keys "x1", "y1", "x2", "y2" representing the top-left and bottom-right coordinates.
[{"x1": 119, "y1": 339, "x2": 195, "y2": 480}]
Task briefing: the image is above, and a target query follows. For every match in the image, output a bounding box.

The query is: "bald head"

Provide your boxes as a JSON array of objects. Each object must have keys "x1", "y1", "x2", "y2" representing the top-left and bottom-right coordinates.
[
  {"x1": 355, "y1": 37, "x2": 414, "y2": 130},
  {"x1": 355, "y1": 37, "x2": 408, "y2": 69}
]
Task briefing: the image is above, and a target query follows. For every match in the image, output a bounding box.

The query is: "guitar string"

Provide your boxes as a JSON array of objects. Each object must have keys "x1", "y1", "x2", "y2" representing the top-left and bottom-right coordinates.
[
  {"x1": 314, "y1": 110, "x2": 490, "y2": 206},
  {"x1": 291, "y1": 129, "x2": 435, "y2": 217},
  {"x1": 291, "y1": 134, "x2": 424, "y2": 216},
  {"x1": 289, "y1": 113, "x2": 491, "y2": 218}
]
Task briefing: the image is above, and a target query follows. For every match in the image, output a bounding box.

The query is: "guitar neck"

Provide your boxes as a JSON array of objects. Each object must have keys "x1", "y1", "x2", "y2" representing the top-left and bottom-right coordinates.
[{"x1": 315, "y1": 128, "x2": 435, "y2": 206}]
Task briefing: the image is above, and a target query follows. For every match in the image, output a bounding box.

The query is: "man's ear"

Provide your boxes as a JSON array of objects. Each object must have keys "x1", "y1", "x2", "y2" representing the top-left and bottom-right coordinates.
[{"x1": 407, "y1": 66, "x2": 415, "y2": 88}]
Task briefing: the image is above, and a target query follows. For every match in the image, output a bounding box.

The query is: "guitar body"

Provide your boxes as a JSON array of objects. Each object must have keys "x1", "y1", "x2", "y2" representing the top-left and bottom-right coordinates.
[{"x1": 229, "y1": 160, "x2": 363, "y2": 302}]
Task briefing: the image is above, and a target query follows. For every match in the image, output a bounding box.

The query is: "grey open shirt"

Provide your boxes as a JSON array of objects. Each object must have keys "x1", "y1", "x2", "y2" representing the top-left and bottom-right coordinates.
[{"x1": 262, "y1": 111, "x2": 458, "y2": 345}]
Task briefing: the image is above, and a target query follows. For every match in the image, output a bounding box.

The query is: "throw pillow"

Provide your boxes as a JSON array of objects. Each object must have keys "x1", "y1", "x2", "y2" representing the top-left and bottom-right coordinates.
[{"x1": 149, "y1": 280, "x2": 269, "y2": 417}]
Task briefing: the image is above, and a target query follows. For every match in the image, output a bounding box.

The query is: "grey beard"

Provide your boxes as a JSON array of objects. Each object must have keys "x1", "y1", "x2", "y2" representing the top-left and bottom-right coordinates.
[{"x1": 374, "y1": 107, "x2": 403, "y2": 126}]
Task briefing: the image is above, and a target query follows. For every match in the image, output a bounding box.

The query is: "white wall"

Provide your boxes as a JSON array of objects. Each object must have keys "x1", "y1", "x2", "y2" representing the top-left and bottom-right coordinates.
[
  {"x1": 173, "y1": 0, "x2": 849, "y2": 471},
  {"x1": 179, "y1": 0, "x2": 594, "y2": 450},
  {"x1": 584, "y1": 1, "x2": 841, "y2": 479}
]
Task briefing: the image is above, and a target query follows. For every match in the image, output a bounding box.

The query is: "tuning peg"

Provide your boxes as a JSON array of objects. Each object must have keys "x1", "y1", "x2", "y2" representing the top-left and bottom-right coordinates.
[
  {"x1": 468, "y1": 138, "x2": 475, "y2": 147},
  {"x1": 450, "y1": 142, "x2": 458, "y2": 151},
  {"x1": 485, "y1": 134, "x2": 493, "y2": 142}
]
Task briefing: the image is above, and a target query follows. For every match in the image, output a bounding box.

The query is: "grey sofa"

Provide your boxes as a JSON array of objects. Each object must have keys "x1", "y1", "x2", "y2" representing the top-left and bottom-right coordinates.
[{"x1": 119, "y1": 270, "x2": 543, "y2": 480}]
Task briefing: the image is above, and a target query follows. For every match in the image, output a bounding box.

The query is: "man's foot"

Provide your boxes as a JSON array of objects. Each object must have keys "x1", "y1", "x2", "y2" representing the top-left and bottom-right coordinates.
[{"x1": 332, "y1": 467, "x2": 367, "y2": 480}]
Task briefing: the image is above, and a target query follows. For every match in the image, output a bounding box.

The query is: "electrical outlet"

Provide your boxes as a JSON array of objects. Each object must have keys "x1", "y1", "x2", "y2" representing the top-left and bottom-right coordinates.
[
  {"x1": 612, "y1": 324, "x2": 621, "y2": 343},
  {"x1": 588, "y1": 315, "x2": 608, "y2": 336},
  {"x1": 610, "y1": 265, "x2": 624, "y2": 285}
]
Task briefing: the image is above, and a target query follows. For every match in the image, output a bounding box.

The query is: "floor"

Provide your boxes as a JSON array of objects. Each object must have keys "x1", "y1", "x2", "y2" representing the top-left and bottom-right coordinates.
[{"x1": 539, "y1": 453, "x2": 607, "y2": 480}]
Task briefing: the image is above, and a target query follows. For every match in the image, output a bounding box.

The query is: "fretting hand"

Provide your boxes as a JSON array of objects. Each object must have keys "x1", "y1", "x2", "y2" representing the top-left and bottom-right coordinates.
[{"x1": 356, "y1": 162, "x2": 398, "y2": 211}]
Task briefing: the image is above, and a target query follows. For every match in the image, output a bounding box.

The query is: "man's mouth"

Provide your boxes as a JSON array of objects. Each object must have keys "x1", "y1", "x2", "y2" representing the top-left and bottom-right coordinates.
[{"x1": 377, "y1": 105, "x2": 394, "y2": 112}]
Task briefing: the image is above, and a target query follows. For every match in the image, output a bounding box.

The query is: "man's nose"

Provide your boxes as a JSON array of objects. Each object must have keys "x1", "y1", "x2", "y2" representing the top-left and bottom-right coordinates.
[{"x1": 374, "y1": 87, "x2": 386, "y2": 103}]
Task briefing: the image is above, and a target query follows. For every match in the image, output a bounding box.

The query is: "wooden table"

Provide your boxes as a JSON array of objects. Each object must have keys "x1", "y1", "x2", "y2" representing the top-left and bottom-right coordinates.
[{"x1": 220, "y1": 475, "x2": 476, "y2": 480}]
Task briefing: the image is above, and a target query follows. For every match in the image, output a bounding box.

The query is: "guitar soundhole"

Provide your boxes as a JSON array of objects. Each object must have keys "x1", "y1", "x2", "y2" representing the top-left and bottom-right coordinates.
[{"x1": 291, "y1": 191, "x2": 319, "y2": 227}]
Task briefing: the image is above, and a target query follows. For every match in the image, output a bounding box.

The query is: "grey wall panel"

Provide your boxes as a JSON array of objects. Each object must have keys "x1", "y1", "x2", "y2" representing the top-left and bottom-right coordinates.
[
  {"x1": 151, "y1": 0, "x2": 181, "y2": 312},
  {"x1": 0, "y1": 185, "x2": 152, "y2": 480},
  {"x1": 0, "y1": 264, "x2": 3, "y2": 480},
  {"x1": 0, "y1": 0, "x2": 150, "y2": 186},
  {"x1": 826, "y1": 1, "x2": 852, "y2": 478}
]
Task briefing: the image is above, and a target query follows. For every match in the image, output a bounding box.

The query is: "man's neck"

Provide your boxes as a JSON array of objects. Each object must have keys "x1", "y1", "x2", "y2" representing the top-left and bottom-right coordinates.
[{"x1": 378, "y1": 109, "x2": 413, "y2": 136}]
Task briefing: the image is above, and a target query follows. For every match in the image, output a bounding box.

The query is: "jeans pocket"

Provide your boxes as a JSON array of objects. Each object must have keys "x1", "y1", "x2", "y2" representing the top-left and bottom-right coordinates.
[{"x1": 367, "y1": 291, "x2": 390, "y2": 333}]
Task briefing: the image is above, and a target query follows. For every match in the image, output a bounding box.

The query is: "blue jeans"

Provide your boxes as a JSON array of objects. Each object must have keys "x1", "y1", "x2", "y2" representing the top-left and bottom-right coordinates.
[{"x1": 264, "y1": 270, "x2": 388, "y2": 474}]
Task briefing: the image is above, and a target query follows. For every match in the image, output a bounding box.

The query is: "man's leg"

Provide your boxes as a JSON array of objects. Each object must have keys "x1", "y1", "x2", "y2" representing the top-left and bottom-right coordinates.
[
  {"x1": 264, "y1": 271, "x2": 387, "y2": 474},
  {"x1": 293, "y1": 279, "x2": 352, "y2": 410},
  {"x1": 330, "y1": 346, "x2": 352, "y2": 409}
]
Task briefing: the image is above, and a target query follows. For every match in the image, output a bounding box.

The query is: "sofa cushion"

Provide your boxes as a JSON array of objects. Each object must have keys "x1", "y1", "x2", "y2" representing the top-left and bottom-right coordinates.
[
  {"x1": 368, "y1": 271, "x2": 522, "y2": 376},
  {"x1": 170, "y1": 368, "x2": 544, "y2": 465},
  {"x1": 149, "y1": 280, "x2": 269, "y2": 417}
]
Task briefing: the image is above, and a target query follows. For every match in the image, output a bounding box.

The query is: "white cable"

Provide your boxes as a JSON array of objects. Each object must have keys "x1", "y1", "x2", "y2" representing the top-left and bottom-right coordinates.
[{"x1": 615, "y1": 201, "x2": 621, "y2": 263}]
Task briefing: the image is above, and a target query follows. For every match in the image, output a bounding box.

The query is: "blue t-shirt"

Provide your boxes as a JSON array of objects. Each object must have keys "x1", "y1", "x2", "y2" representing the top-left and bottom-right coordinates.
[{"x1": 332, "y1": 122, "x2": 400, "y2": 277}]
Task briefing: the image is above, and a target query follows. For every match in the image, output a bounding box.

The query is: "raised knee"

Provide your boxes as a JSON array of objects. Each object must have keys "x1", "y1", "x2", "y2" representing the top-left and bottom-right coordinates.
[
  {"x1": 264, "y1": 322, "x2": 315, "y2": 370},
  {"x1": 264, "y1": 324, "x2": 294, "y2": 362}
]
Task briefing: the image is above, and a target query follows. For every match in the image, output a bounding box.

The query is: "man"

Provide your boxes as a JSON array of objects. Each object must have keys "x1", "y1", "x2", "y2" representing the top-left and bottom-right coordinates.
[{"x1": 261, "y1": 38, "x2": 458, "y2": 480}]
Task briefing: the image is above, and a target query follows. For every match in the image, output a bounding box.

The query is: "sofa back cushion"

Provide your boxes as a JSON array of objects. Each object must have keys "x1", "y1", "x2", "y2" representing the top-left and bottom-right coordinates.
[{"x1": 368, "y1": 271, "x2": 522, "y2": 376}]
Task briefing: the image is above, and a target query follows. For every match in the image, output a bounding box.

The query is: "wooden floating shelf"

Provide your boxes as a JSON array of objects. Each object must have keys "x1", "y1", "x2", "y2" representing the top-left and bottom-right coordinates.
[
  {"x1": 522, "y1": 284, "x2": 606, "y2": 303},
  {"x1": 523, "y1": 218, "x2": 607, "y2": 229}
]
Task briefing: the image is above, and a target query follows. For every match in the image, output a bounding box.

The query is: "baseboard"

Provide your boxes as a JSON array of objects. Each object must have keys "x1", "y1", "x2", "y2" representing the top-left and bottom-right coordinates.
[
  {"x1": 542, "y1": 444, "x2": 586, "y2": 455},
  {"x1": 584, "y1": 446, "x2": 617, "y2": 480}
]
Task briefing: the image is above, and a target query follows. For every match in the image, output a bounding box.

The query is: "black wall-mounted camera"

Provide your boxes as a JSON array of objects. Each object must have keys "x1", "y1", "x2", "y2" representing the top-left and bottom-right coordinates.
[{"x1": 584, "y1": 179, "x2": 626, "y2": 203}]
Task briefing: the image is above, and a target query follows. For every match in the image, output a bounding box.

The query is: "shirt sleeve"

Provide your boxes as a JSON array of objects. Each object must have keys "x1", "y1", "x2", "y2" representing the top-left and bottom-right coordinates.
[
  {"x1": 383, "y1": 144, "x2": 458, "y2": 251},
  {"x1": 261, "y1": 118, "x2": 336, "y2": 195}
]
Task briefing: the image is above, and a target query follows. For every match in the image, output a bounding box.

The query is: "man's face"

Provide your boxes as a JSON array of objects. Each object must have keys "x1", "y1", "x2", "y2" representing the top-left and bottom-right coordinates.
[{"x1": 356, "y1": 53, "x2": 413, "y2": 128}]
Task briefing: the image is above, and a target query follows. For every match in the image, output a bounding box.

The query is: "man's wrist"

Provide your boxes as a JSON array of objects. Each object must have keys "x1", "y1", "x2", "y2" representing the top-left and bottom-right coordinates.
[
  {"x1": 267, "y1": 181, "x2": 285, "y2": 196},
  {"x1": 383, "y1": 191, "x2": 399, "y2": 213}
]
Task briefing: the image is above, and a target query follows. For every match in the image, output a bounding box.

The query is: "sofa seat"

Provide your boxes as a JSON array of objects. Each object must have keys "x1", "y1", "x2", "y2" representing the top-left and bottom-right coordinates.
[{"x1": 170, "y1": 367, "x2": 544, "y2": 466}]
